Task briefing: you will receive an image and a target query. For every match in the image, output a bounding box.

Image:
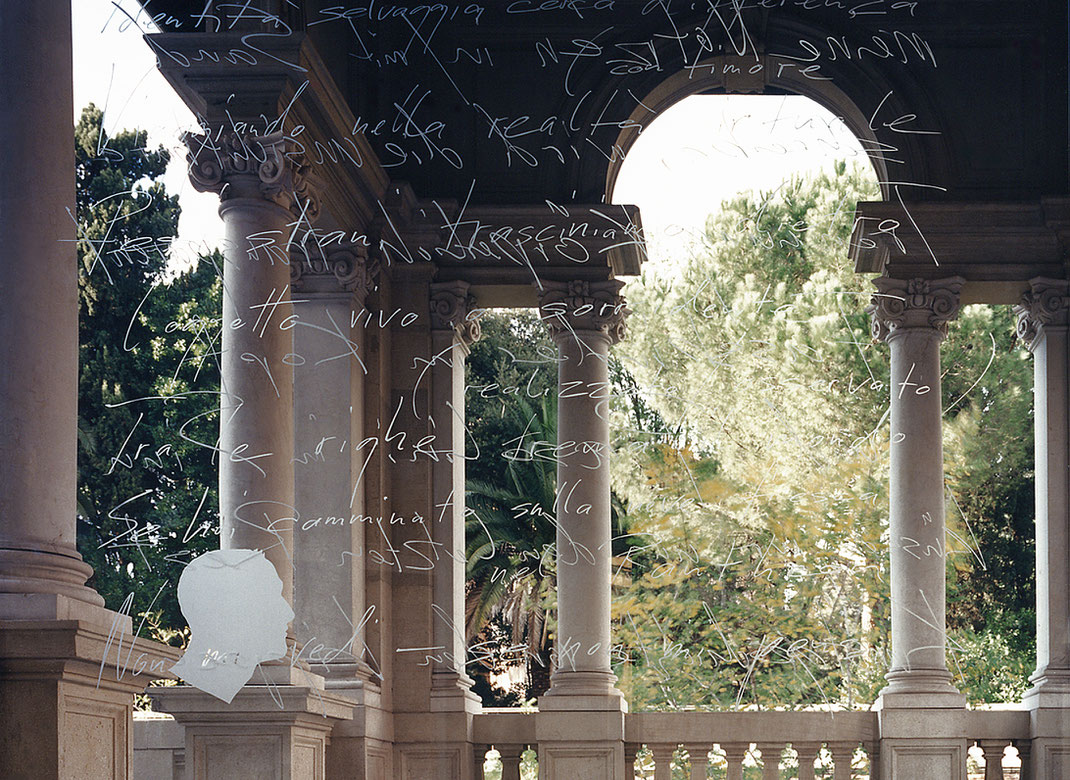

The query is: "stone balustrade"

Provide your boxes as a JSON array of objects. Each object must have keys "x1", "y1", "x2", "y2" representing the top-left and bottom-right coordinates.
[
  {"x1": 623, "y1": 711, "x2": 877, "y2": 780},
  {"x1": 134, "y1": 706, "x2": 1033, "y2": 779},
  {"x1": 135, "y1": 704, "x2": 1036, "y2": 779}
]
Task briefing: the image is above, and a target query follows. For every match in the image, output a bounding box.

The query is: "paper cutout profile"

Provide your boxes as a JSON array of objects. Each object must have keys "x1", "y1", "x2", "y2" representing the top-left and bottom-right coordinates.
[{"x1": 170, "y1": 549, "x2": 294, "y2": 703}]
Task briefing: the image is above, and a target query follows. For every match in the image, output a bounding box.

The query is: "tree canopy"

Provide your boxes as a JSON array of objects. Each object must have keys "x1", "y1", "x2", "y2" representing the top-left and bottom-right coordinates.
[
  {"x1": 76, "y1": 104, "x2": 221, "y2": 641},
  {"x1": 463, "y1": 162, "x2": 1037, "y2": 710},
  {"x1": 608, "y1": 161, "x2": 1035, "y2": 708}
]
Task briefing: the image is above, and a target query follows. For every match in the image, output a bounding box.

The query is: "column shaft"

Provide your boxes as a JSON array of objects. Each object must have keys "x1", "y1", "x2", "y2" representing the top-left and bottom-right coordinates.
[
  {"x1": 1016, "y1": 278, "x2": 1070, "y2": 697},
  {"x1": 430, "y1": 331, "x2": 469, "y2": 672},
  {"x1": 186, "y1": 129, "x2": 316, "y2": 606},
  {"x1": 292, "y1": 301, "x2": 364, "y2": 678},
  {"x1": 0, "y1": 0, "x2": 102, "y2": 607},
  {"x1": 218, "y1": 198, "x2": 296, "y2": 599},
  {"x1": 1034, "y1": 325, "x2": 1069, "y2": 675},
  {"x1": 553, "y1": 328, "x2": 614, "y2": 679},
  {"x1": 537, "y1": 279, "x2": 627, "y2": 699},
  {"x1": 869, "y1": 276, "x2": 963, "y2": 702},
  {"x1": 887, "y1": 328, "x2": 949, "y2": 678},
  {"x1": 428, "y1": 280, "x2": 481, "y2": 701}
]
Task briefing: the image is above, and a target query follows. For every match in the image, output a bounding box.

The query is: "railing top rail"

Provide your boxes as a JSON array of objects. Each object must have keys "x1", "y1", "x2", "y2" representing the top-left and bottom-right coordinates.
[
  {"x1": 625, "y1": 710, "x2": 878, "y2": 744},
  {"x1": 473, "y1": 710, "x2": 538, "y2": 744},
  {"x1": 473, "y1": 704, "x2": 1031, "y2": 747}
]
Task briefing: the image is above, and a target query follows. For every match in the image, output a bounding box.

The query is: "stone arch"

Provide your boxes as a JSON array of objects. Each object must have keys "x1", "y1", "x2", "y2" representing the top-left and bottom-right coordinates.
[
  {"x1": 552, "y1": 15, "x2": 952, "y2": 204},
  {"x1": 602, "y1": 57, "x2": 893, "y2": 202}
]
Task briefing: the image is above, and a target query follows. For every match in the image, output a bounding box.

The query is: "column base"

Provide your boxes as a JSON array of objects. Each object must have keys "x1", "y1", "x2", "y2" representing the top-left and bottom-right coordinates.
[
  {"x1": 151, "y1": 680, "x2": 354, "y2": 780},
  {"x1": 430, "y1": 669, "x2": 482, "y2": 713},
  {"x1": 877, "y1": 668, "x2": 966, "y2": 709},
  {"x1": 542, "y1": 669, "x2": 628, "y2": 709},
  {"x1": 0, "y1": 617, "x2": 178, "y2": 780},
  {"x1": 876, "y1": 668, "x2": 968, "y2": 780},
  {"x1": 315, "y1": 660, "x2": 378, "y2": 691},
  {"x1": 1023, "y1": 669, "x2": 1070, "y2": 708},
  {"x1": 0, "y1": 543, "x2": 106, "y2": 610}
]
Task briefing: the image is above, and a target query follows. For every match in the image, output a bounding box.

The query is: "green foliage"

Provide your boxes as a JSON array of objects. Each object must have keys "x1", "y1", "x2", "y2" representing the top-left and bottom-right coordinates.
[
  {"x1": 465, "y1": 312, "x2": 559, "y2": 700},
  {"x1": 75, "y1": 105, "x2": 221, "y2": 642},
  {"x1": 466, "y1": 311, "x2": 559, "y2": 486},
  {"x1": 466, "y1": 395, "x2": 559, "y2": 698},
  {"x1": 942, "y1": 305, "x2": 1036, "y2": 701},
  {"x1": 611, "y1": 162, "x2": 1035, "y2": 708},
  {"x1": 613, "y1": 164, "x2": 889, "y2": 709}
]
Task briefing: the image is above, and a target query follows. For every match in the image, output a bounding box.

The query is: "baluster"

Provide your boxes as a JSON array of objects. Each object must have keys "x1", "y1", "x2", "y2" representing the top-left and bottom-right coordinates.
[
  {"x1": 650, "y1": 743, "x2": 676, "y2": 780},
  {"x1": 685, "y1": 744, "x2": 710, "y2": 780},
  {"x1": 1014, "y1": 740, "x2": 1032, "y2": 780},
  {"x1": 497, "y1": 744, "x2": 523, "y2": 780},
  {"x1": 524, "y1": 747, "x2": 539, "y2": 779},
  {"x1": 625, "y1": 743, "x2": 641, "y2": 779},
  {"x1": 794, "y1": 742, "x2": 820, "y2": 780},
  {"x1": 722, "y1": 743, "x2": 749, "y2": 780},
  {"x1": 756, "y1": 743, "x2": 781, "y2": 779},
  {"x1": 828, "y1": 741, "x2": 856, "y2": 780},
  {"x1": 978, "y1": 740, "x2": 1007, "y2": 780}
]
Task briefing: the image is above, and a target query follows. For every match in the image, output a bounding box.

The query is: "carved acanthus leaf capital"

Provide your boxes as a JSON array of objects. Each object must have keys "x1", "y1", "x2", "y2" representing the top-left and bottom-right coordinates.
[
  {"x1": 430, "y1": 281, "x2": 481, "y2": 346},
  {"x1": 185, "y1": 130, "x2": 320, "y2": 218},
  {"x1": 537, "y1": 279, "x2": 629, "y2": 344},
  {"x1": 290, "y1": 243, "x2": 379, "y2": 304},
  {"x1": 1014, "y1": 277, "x2": 1070, "y2": 351},
  {"x1": 867, "y1": 276, "x2": 964, "y2": 342}
]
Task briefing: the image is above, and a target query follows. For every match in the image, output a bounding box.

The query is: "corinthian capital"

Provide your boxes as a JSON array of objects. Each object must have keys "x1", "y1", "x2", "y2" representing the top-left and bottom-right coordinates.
[
  {"x1": 867, "y1": 276, "x2": 964, "y2": 342},
  {"x1": 185, "y1": 130, "x2": 319, "y2": 217},
  {"x1": 537, "y1": 279, "x2": 629, "y2": 344},
  {"x1": 430, "y1": 280, "x2": 481, "y2": 347},
  {"x1": 290, "y1": 243, "x2": 379, "y2": 305},
  {"x1": 1014, "y1": 277, "x2": 1070, "y2": 351}
]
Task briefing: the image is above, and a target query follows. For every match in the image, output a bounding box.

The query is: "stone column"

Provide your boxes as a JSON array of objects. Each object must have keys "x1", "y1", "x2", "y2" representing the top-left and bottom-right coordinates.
[
  {"x1": 537, "y1": 279, "x2": 627, "y2": 699},
  {"x1": 290, "y1": 242, "x2": 378, "y2": 687},
  {"x1": 152, "y1": 132, "x2": 356, "y2": 780},
  {"x1": 0, "y1": 0, "x2": 104, "y2": 617},
  {"x1": 185, "y1": 130, "x2": 317, "y2": 606},
  {"x1": 428, "y1": 281, "x2": 482, "y2": 709},
  {"x1": 0, "y1": 5, "x2": 176, "y2": 779},
  {"x1": 1016, "y1": 277, "x2": 1070, "y2": 777},
  {"x1": 869, "y1": 276, "x2": 964, "y2": 702},
  {"x1": 869, "y1": 276, "x2": 967, "y2": 780},
  {"x1": 534, "y1": 280, "x2": 627, "y2": 780}
]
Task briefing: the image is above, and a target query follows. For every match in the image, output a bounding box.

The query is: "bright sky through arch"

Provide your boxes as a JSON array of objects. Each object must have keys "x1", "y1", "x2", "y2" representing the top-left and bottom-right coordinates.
[{"x1": 611, "y1": 94, "x2": 874, "y2": 269}]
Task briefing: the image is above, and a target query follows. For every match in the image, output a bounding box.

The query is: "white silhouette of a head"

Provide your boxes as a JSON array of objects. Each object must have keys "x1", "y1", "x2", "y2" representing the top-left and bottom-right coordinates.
[{"x1": 171, "y1": 549, "x2": 294, "y2": 703}]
